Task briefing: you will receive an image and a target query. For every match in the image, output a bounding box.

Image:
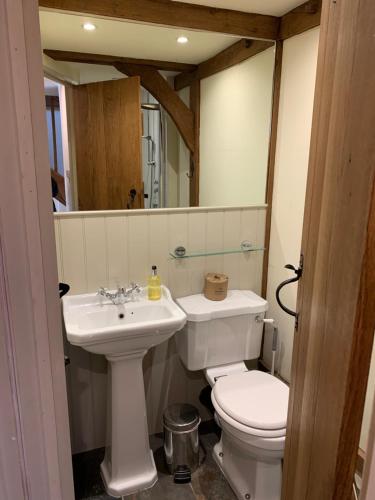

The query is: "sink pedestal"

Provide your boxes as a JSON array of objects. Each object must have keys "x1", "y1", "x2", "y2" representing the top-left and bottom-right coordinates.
[{"x1": 101, "y1": 350, "x2": 157, "y2": 498}]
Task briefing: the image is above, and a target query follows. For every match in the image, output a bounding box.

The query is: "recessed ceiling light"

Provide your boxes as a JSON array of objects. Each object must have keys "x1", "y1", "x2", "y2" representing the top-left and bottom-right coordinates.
[
  {"x1": 177, "y1": 36, "x2": 189, "y2": 44},
  {"x1": 82, "y1": 22, "x2": 97, "y2": 31}
]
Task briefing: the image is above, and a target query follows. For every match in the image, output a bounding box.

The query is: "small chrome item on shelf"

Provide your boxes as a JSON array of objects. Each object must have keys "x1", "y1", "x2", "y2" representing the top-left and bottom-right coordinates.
[
  {"x1": 174, "y1": 246, "x2": 187, "y2": 257},
  {"x1": 240, "y1": 240, "x2": 252, "y2": 251},
  {"x1": 170, "y1": 241, "x2": 264, "y2": 259}
]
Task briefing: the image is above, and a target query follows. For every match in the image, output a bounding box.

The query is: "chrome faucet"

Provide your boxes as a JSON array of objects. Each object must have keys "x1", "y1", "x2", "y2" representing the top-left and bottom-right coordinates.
[{"x1": 97, "y1": 283, "x2": 142, "y2": 305}]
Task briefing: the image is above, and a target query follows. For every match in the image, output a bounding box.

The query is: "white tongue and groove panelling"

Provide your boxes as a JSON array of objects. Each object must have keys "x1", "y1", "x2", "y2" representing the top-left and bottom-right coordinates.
[
  {"x1": 54, "y1": 206, "x2": 266, "y2": 297},
  {"x1": 54, "y1": 206, "x2": 266, "y2": 453}
]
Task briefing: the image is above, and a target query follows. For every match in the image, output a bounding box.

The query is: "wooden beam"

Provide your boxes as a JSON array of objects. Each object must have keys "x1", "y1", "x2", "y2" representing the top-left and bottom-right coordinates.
[
  {"x1": 116, "y1": 63, "x2": 195, "y2": 153},
  {"x1": 174, "y1": 39, "x2": 274, "y2": 91},
  {"x1": 43, "y1": 49, "x2": 198, "y2": 73},
  {"x1": 279, "y1": 0, "x2": 322, "y2": 40},
  {"x1": 189, "y1": 80, "x2": 200, "y2": 207},
  {"x1": 38, "y1": 0, "x2": 280, "y2": 40},
  {"x1": 261, "y1": 40, "x2": 283, "y2": 298}
]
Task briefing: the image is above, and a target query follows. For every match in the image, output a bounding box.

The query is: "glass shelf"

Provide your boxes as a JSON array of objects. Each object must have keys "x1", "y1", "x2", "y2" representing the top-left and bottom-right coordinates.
[{"x1": 169, "y1": 245, "x2": 265, "y2": 260}]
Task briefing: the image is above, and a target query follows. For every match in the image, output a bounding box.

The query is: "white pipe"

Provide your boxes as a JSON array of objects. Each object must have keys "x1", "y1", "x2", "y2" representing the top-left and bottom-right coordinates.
[
  {"x1": 263, "y1": 318, "x2": 275, "y2": 325},
  {"x1": 258, "y1": 317, "x2": 278, "y2": 376},
  {"x1": 271, "y1": 352, "x2": 276, "y2": 376},
  {"x1": 271, "y1": 326, "x2": 278, "y2": 376}
]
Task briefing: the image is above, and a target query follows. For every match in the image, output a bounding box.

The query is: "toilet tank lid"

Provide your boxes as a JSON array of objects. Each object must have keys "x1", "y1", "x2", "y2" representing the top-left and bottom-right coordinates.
[{"x1": 176, "y1": 290, "x2": 268, "y2": 322}]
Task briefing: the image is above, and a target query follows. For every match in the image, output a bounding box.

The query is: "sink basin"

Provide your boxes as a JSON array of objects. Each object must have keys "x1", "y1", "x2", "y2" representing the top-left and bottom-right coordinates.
[
  {"x1": 63, "y1": 286, "x2": 186, "y2": 355},
  {"x1": 62, "y1": 286, "x2": 186, "y2": 497}
]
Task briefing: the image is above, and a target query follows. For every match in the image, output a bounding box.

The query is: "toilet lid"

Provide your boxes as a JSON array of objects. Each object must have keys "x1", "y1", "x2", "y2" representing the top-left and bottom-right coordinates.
[{"x1": 213, "y1": 370, "x2": 289, "y2": 430}]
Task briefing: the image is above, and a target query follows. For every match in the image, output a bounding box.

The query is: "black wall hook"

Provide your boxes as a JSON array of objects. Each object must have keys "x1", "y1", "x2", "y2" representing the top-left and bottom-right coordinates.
[{"x1": 276, "y1": 254, "x2": 303, "y2": 318}]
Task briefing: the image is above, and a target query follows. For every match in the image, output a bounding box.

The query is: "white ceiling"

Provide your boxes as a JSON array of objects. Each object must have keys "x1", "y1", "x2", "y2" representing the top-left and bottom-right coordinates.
[
  {"x1": 172, "y1": 0, "x2": 304, "y2": 16},
  {"x1": 39, "y1": 11, "x2": 241, "y2": 65},
  {"x1": 65, "y1": 63, "x2": 129, "y2": 84},
  {"x1": 40, "y1": 2, "x2": 301, "y2": 85}
]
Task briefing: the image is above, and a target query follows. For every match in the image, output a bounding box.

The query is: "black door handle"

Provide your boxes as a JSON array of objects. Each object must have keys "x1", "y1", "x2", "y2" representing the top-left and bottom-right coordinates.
[
  {"x1": 127, "y1": 188, "x2": 137, "y2": 208},
  {"x1": 59, "y1": 282, "x2": 70, "y2": 298},
  {"x1": 276, "y1": 254, "x2": 303, "y2": 318}
]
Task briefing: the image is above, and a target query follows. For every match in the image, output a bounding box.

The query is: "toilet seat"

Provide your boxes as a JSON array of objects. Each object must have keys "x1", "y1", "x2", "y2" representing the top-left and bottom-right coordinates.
[
  {"x1": 212, "y1": 370, "x2": 289, "y2": 438},
  {"x1": 212, "y1": 391, "x2": 286, "y2": 439}
]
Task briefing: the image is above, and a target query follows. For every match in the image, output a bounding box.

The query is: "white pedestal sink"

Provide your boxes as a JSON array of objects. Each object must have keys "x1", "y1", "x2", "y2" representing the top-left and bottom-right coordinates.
[{"x1": 62, "y1": 286, "x2": 186, "y2": 498}]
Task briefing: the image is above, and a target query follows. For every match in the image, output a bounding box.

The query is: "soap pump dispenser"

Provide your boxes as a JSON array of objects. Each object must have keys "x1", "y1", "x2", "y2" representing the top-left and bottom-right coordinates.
[{"x1": 148, "y1": 265, "x2": 161, "y2": 300}]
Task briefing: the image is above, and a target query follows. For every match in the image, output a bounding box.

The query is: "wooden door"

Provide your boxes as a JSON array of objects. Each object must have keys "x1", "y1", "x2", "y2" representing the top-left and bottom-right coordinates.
[
  {"x1": 73, "y1": 77, "x2": 143, "y2": 210},
  {"x1": 282, "y1": 0, "x2": 375, "y2": 499}
]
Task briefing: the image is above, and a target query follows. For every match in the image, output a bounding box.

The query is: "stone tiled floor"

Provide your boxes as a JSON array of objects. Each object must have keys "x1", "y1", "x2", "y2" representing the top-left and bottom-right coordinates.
[{"x1": 73, "y1": 422, "x2": 236, "y2": 500}]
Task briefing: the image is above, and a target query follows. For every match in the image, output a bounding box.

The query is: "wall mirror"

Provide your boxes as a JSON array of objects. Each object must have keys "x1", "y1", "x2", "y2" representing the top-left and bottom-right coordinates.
[{"x1": 40, "y1": 10, "x2": 276, "y2": 211}]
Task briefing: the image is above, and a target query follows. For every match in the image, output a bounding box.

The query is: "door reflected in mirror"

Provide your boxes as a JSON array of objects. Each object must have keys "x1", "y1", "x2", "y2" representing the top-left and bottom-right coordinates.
[{"x1": 40, "y1": 10, "x2": 275, "y2": 211}]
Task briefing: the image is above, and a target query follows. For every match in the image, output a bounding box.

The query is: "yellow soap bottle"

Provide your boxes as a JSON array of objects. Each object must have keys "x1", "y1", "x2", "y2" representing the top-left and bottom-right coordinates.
[{"x1": 148, "y1": 265, "x2": 161, "y2": 300}]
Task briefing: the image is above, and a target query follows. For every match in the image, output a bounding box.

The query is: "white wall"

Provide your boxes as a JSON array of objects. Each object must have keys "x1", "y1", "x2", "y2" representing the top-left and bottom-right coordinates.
[
  {"x1": 177, "y1": 87, "x2": 190, "y2": 207},
  {"x1": 262, "y1": 28, "x2": 320, "y2": 381},
  {"x1": 199, "y1": 47, "x2": 275, "y2": 207},
  {"x1": 58, "y1": 84, "x2": 75, "y2": 211},
  {"x1": 165, "y1": 114, "x2": 179, "y2": 207},
  {"x1": 163, "y1": 85, "x2": 190, "y2": 207},
  {"x1": 55, "y1": 205, "x2": 266, "y2": 452}
]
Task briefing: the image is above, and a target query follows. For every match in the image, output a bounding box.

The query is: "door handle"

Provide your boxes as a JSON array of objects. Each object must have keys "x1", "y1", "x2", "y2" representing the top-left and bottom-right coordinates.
[
  {"x1": 276, "y1": 254, "x2": 303, "y2": 318},
  {"x1": 186, "y1": 164, "x2": 194, "y2": 179},
  {"x1": 59, "y1": 282, "x2": 70, "y2": 298},
  {"x1": 127, "y1": 188, "x2": 137, "y2": 209}
]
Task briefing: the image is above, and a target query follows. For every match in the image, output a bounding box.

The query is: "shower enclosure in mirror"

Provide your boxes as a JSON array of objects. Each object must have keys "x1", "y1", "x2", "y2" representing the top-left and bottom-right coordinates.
[{"x1": 40, "y1": 10, "x2": 275, "y2": 211}]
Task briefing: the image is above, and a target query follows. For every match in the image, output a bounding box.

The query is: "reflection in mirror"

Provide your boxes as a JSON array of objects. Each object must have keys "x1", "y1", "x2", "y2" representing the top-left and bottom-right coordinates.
[{"x1": 39, "y1": 10, "x2": 275, "y2": 211}]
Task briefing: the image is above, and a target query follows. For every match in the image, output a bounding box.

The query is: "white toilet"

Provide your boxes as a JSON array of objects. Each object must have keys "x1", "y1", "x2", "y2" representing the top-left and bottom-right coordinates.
[{"x1": 175, "y1": 290, "x2": 289, "y2": 500}]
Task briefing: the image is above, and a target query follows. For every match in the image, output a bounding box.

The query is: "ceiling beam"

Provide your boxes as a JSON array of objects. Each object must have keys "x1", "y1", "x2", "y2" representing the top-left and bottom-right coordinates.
[
  {"x1": 279, "y1": 0, "x2": 322, "y2": 40},
  {"x1": 174, "y1": 39, "x2": 274, "y2": 91},
  {"x1": 38, "y1": 0, "x2": 280, "y2": 40},
  {"x1": 116, "y1": 62, "x2": 195, "y2": 153},
  {"x1": 43, "y1": 49, "x2": 198, "y2": 73}
]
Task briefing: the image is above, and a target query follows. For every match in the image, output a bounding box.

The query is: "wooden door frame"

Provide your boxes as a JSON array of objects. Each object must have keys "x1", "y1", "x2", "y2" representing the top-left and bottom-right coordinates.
[
  {"x1": 282, "y1": 0, "x2": 375, "y2": 499},
  {"x1": 1, "y1": 1, "x2": 375, "y2": 499},
  {"x1": 0, "y1": 0, "x2": 74, "y2": 498}
]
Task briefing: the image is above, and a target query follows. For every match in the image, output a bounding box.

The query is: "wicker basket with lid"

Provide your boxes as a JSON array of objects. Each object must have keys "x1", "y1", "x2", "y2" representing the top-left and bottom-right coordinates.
[{"x1": 204, "y1": 273, "x2": 228, "y2": 301}]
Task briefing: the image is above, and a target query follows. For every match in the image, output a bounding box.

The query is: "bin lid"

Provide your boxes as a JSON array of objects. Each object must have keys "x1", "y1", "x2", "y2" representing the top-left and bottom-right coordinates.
[
  {"x1": 176, "y1": 290, "x2": 268, "y2": 322},
  {"x1": 163, "y1": 404, "x2": 200, "y2": 432}
]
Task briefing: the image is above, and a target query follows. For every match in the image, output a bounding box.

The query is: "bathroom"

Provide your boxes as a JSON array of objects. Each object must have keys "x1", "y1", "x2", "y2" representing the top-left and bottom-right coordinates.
[{"x1": 1, "y1": 1, "x2": 375, "y2": 500}]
